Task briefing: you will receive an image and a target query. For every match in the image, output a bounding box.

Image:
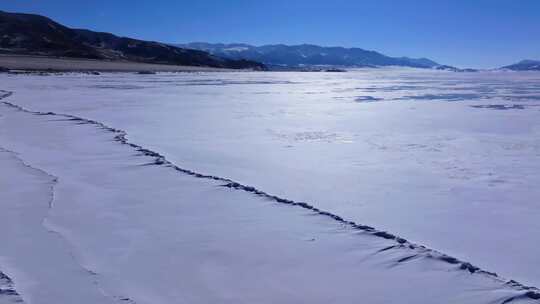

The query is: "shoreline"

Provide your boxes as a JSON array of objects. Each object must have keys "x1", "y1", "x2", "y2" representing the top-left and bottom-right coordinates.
[{"x1": 0, "y1": 54, "x2": 240, "y2": 73}]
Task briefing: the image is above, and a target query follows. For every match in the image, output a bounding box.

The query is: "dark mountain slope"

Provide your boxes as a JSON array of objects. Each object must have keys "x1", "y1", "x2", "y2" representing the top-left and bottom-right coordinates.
[
  {"x1": 0, "y1": 11, "x2": 265, "y2": 70},
  {"x1": 0, "y1": 10, "x2": 99, "y2": 58}
]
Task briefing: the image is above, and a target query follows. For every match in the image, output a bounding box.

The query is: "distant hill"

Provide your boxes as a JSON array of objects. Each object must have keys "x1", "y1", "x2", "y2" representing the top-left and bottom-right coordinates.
[
  {"x1": 179, "y1": 42, "x2": 450, "y2": 69},
  {"x1": 0, "y1": 11, "x2": 265, "y2": 70},
  {"x1": 502, "y1": 60, "x2": 540, "y2": 71}
]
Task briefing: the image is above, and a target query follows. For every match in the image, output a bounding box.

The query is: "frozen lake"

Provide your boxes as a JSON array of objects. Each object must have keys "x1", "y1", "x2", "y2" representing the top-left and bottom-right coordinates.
[{"x1": 1, "y1": 68, "x2": 539, "y2": 303}]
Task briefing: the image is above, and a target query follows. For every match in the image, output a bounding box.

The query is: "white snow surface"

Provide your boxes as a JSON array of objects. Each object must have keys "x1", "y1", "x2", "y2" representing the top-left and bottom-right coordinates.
[{"x1": 1, "y1": 68, "x2": 540, "y2": 303}]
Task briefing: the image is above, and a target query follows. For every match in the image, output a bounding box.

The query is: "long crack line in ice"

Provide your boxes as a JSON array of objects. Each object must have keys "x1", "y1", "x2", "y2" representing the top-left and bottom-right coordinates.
[
  {"x1": 0, "y1": 145, "x2": 107, "y2": 303},
  {"x1": 1, "y1": 91, "x2": 136, "y2": 304},
  {"x1": 0, "y1": 145, "x2": 63, "y2": 304},
  {"x1": 0, "y1": 92, "x2": 25, "y2": 303},
  {"x1": 1, "y1": 89, "x2": 538, "y2": 303},
  {"x1": 0, "y1": 147, "x2": 139, "y2": 304}
]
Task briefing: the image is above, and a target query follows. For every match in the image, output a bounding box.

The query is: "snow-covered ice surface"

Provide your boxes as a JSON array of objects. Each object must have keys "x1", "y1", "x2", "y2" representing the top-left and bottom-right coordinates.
[
  {"x1": 1, "y1": 68, "x2": 540, "y2": 303},
  {"x1": 0, "y1": 146, "x2": 114, "y2": 304}
]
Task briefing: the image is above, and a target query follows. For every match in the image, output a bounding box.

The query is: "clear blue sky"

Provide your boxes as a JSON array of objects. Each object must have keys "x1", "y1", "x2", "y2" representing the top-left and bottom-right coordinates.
[{"x1": 2, "y1": 0, "x2": 539, "y2": 68}]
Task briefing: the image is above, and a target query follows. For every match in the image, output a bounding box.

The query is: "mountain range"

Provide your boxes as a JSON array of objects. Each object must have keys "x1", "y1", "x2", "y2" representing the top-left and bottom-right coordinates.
[
  {"x1": 0, "y1": 10, "x2": 265, "y2": 70},
  {"x1": 0, "y1": 10, "x2": 537, "y2": 72},
  {"x1": 180, "y1": 43, "x2": 540, "y2": 71},
  {"x1": 502, "y1": 60, "x2": 540, "y2": 71},
  {"x1": 178, "y1": 42, "x2": 456, "y2": 70}
]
